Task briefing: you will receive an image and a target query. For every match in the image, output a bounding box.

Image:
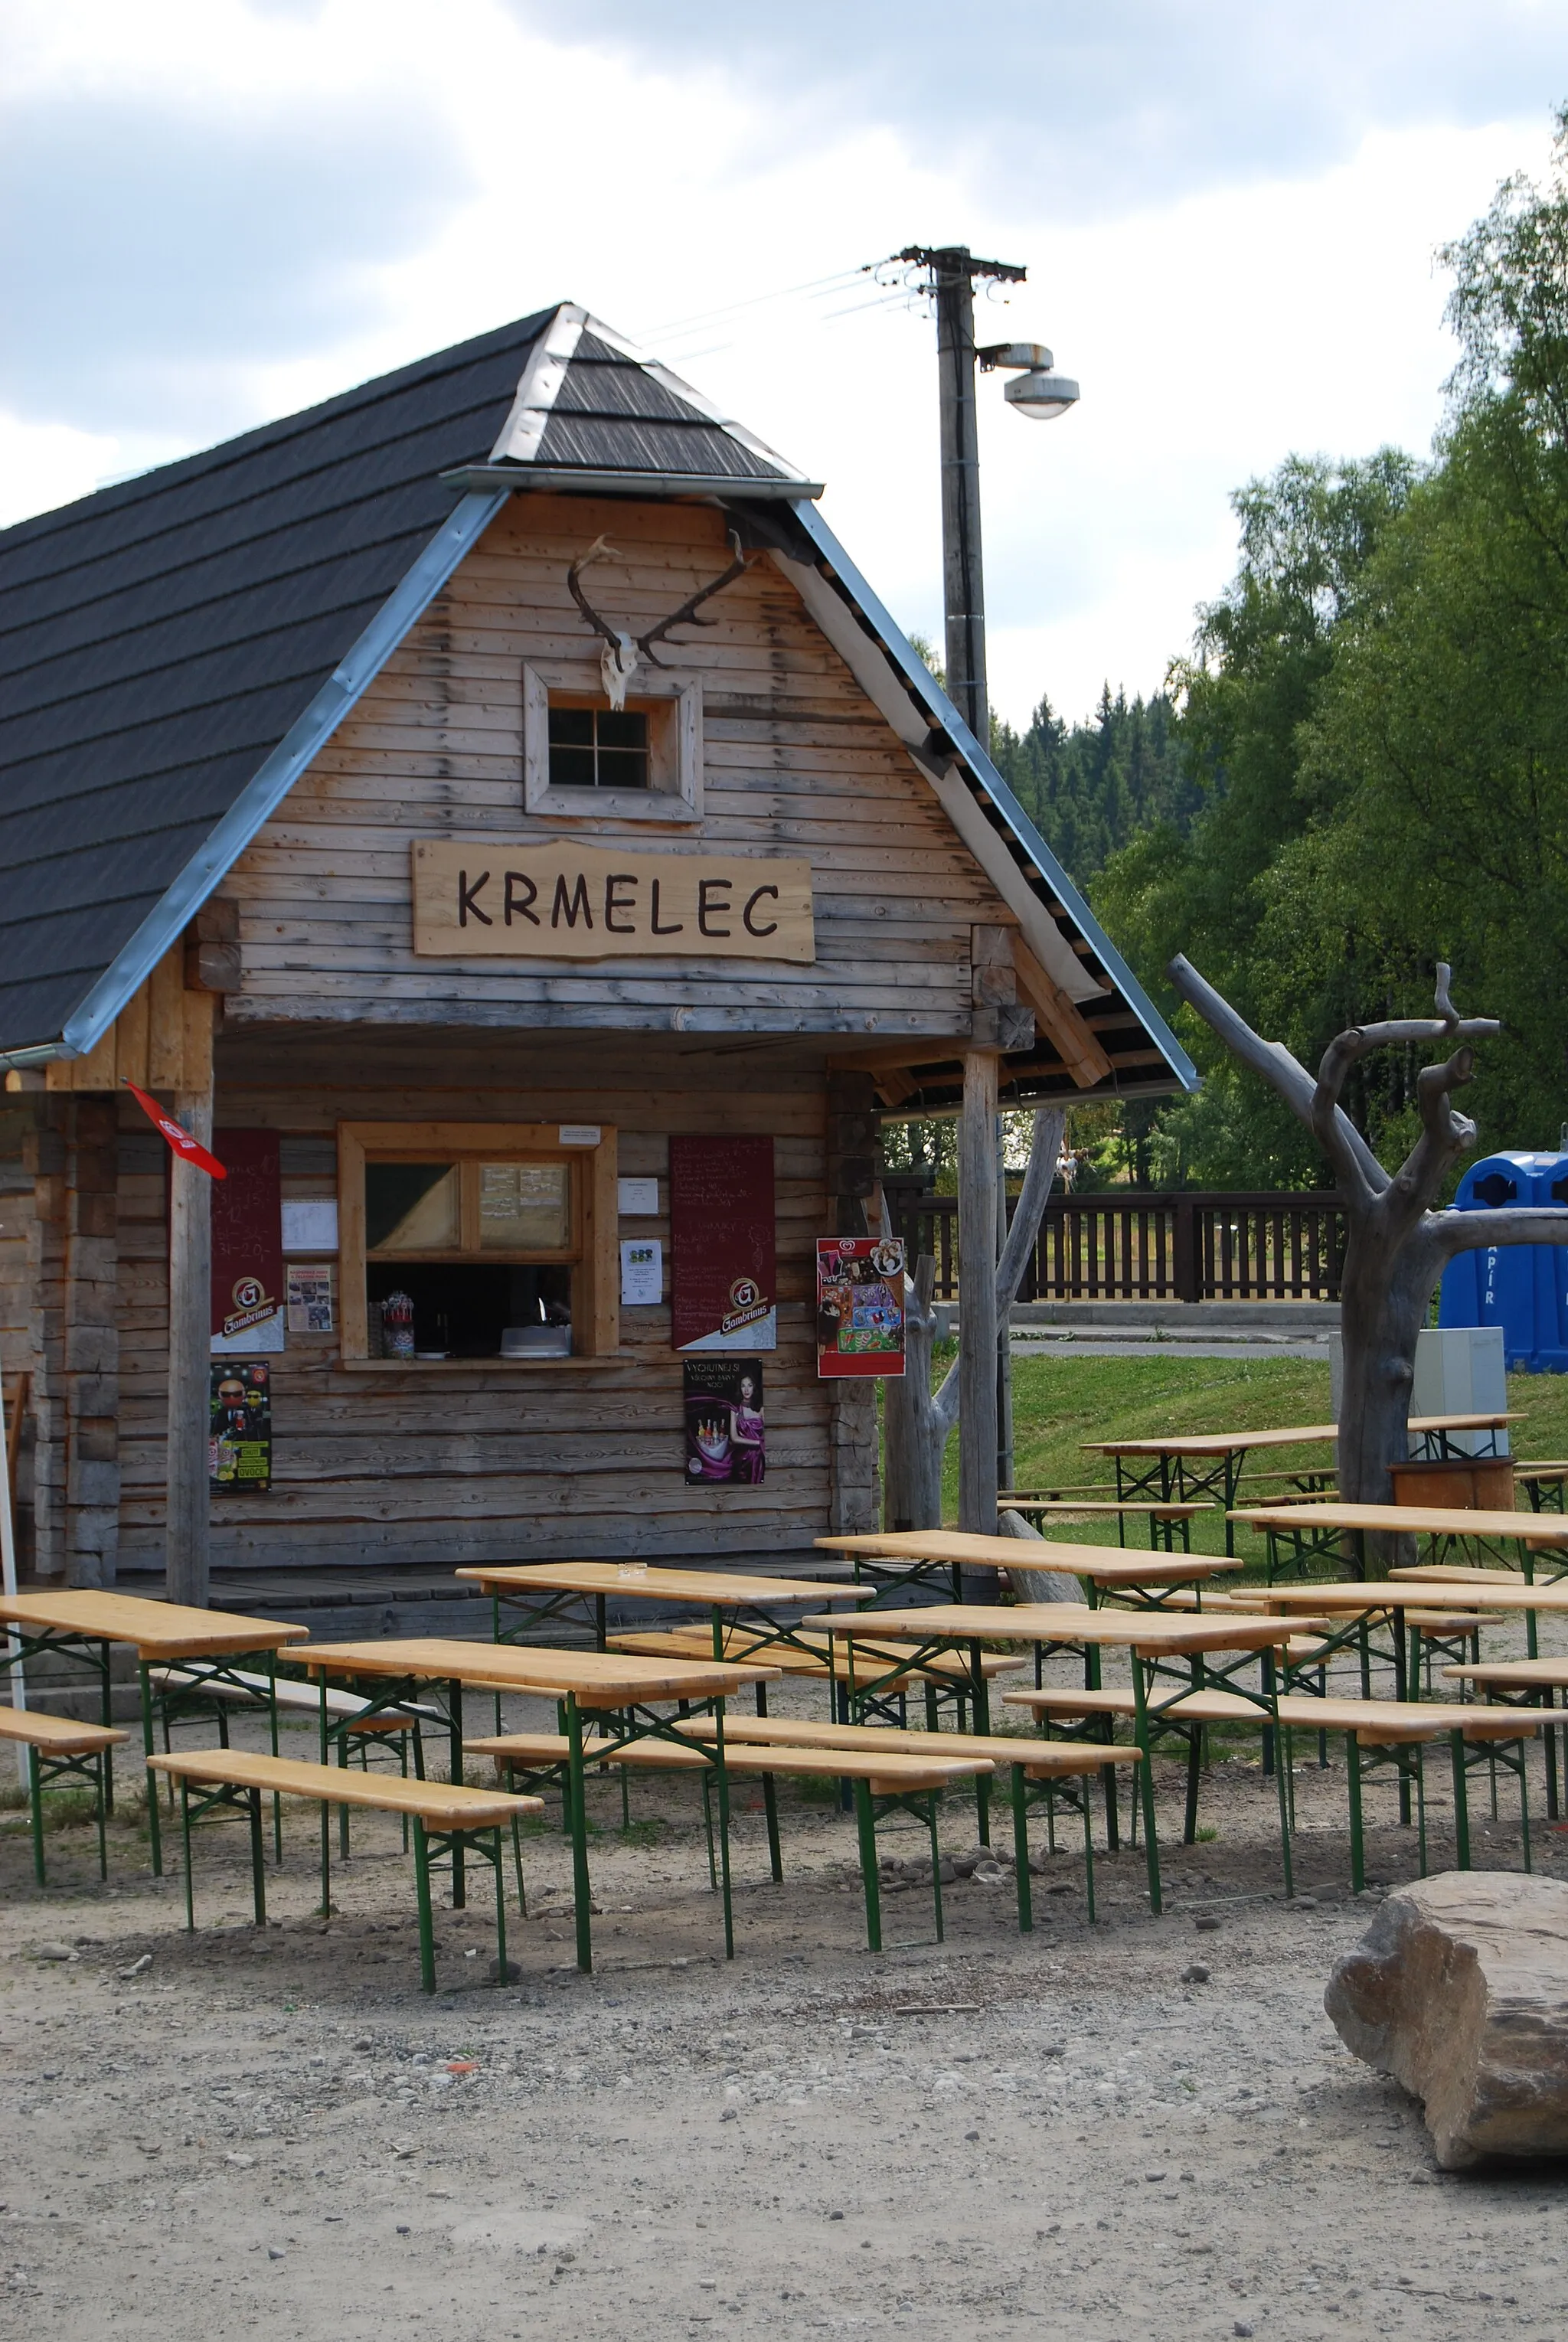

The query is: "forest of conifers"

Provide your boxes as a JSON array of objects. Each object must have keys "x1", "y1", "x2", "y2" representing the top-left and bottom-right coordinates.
[{"x1": 995, "y1": 110, "x2": 1568, "y2": 1194}]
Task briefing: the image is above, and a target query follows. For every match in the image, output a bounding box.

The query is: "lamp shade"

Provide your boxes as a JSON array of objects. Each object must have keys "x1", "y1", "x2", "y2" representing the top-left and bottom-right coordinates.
[{"x1": 1003, "y1": 370, "x2": 1080, "y2": 420}]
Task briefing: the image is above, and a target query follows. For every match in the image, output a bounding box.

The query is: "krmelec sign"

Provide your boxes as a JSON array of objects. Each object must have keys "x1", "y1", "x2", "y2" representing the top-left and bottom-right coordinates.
[{"x1": 412, "y1": 840, "x2": 815, "y2": 962}]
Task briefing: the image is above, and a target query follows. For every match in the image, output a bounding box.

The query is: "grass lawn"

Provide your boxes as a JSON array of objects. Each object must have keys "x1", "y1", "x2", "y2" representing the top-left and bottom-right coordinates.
[{"x1": 926, "y1": 1346, "x2": 1568, "y2": 1569}]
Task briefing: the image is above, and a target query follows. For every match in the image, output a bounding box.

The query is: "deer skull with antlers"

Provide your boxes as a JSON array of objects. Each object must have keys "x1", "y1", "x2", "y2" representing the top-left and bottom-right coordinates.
[{"x1": 565, "y1": 530, "x2": 753, "y2": 710}]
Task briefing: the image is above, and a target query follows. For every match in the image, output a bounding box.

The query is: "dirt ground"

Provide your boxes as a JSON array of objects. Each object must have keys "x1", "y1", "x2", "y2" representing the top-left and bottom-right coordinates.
[{"x1": 4, "y1": 1682, "x2": 1567, "y2": 2342}]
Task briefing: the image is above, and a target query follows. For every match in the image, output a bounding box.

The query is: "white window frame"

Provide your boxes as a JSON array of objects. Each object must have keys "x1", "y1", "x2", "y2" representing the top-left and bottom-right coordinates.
[{"x1": 523, "y1": 660, "x2": 704, "y2": 824}]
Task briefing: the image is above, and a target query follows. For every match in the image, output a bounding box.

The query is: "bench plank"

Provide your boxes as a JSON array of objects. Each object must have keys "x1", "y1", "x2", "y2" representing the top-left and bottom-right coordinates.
[{"x1": 145, "y1": 1749, "x2": 541, "y2": 1828}]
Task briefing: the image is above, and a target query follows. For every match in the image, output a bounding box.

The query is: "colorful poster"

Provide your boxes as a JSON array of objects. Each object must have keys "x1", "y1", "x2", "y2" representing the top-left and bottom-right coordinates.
[
  {"x1": 209, "y1": 1361, "x2": 273, "y2": 1492},
  {"x1": 684, "y1": 1357, "x2": 766, "y2": 1485},
  {"x1": 669, "y1": 1135, "x2": 776, "y2": 1352},
  {"x1": 211, "y1": 1130, "x2": 283, "y2": 1354},
  {"x1": 815, "y1": 1236, "x2": 906, "y2": 1379},
  {"x1": 286, "y1": 1262, "x2": 335, "y2": 1334}
]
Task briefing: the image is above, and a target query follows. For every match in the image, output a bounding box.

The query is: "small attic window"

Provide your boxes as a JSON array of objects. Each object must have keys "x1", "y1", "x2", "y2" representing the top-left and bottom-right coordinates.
[
  {"x1": 523, "y1": 662, "x2": 704, "y2": 822},
  {"x1": 548, "y1": 702, "x2": 649, "y2": 789}
]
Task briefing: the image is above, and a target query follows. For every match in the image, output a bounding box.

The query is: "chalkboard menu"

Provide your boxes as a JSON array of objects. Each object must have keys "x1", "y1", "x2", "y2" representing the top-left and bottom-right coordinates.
[{"x1": 668, "y1": 1135, "x2": 776, "y2": 1352}]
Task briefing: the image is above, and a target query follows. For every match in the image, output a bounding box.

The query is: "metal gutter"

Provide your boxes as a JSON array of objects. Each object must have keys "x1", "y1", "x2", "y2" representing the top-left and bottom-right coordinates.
[
  {"x1": 785, "y1": 496, "x2": 1200, "y2": 1096},
  {"x1": 51, "y1": 488, "x2": 509, "y2": 1065},
  {"x1": 441, "y1": 465, "x2": 825, "y2": 501}
]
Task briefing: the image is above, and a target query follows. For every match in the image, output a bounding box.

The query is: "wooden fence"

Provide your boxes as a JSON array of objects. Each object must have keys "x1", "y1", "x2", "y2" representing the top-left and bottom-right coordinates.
[{"x1": 881, "y1": 1186, "x2": 1346, "y2": 1305}]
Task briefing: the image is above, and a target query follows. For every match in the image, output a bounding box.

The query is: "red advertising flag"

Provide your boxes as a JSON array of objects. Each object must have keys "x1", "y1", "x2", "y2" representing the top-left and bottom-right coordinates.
[
  {"x1": 122, "y1": 1080, "x2": 227, "y2": 1179},
  {"x1": 669, "y1": 1135, "x2": 776, "y2": 1352}
]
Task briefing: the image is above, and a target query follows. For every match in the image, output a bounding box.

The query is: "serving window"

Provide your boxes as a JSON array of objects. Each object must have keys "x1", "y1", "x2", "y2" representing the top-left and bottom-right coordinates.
[{"x1": 338, "y1": 1122, "x2": 617, "y2": 1367}]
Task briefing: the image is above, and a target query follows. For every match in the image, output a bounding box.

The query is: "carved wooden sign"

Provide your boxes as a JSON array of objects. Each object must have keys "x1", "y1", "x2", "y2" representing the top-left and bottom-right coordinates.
[{"x1": 411, "y1": 841, "x2": 815, "y2": 962}]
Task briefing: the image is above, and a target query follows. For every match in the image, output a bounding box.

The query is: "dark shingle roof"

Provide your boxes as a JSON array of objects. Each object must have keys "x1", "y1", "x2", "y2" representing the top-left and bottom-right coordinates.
[{"x1": 0, "y1": 305, "x2": 798, "y2": 1056}]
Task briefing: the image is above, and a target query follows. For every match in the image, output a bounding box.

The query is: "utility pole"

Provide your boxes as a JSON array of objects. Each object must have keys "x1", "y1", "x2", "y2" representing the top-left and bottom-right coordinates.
[{"x1": 899, "y1": 244, "x2": 1028, "y2": 1511}]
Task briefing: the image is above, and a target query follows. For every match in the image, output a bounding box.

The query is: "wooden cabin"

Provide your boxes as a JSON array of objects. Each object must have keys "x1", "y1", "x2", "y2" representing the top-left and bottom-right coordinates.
[{"x1": 0, "y1": 305, "x2": 1193, "y2": 1625}]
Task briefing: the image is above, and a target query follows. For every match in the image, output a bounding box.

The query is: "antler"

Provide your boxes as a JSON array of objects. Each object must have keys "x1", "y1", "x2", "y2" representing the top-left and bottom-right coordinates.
[
  {"x1": 564, "y1": 531, "x2": 755, "y2": 707},
  {"x1": 636, "y1": 530, "x2": 752, "y2": 666}
]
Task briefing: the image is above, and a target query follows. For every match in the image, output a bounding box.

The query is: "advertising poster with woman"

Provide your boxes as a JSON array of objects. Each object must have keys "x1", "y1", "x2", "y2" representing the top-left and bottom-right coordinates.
[
  {"x1": 815, "y1": 1236, "x2": 906, "y2": 1377},
  {"x1": 682, "y1": 1357, "x2": 765, "y2": 1484}
]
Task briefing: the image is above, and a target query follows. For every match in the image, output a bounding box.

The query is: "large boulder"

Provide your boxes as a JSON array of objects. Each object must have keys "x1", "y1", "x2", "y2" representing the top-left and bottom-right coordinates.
[{"x1": 1325, "y1": 1870, "x2": 1568, "y2": 2168}]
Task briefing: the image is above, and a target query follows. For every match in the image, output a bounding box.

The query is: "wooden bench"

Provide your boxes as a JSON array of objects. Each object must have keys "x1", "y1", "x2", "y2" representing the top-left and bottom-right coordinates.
[
  {"x1": 0, "y1": 1705, "x2": 127, "y2": 1886},
  {"x1": 1004, "y1": 1683, "x2": 1545, "y2": 1887},
  {"x1": 145, "y1": 1749, "x2": 542, "y2": 1992},
  {"x1": 466, "y1": 1727, "x2": 991, "y2": 1952},
  {"x1": 675, "y1": 1713, "x2": 1145, "y2": 1926}
]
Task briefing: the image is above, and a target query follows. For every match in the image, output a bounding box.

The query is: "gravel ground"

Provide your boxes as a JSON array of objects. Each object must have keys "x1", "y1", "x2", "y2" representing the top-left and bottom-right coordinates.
[{"x1": 3, "y1": 1681, "x2": 1567, "y2": 2342}]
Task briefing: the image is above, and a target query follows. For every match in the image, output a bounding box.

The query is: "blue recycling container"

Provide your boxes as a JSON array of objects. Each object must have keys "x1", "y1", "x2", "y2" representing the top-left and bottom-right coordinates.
[{"x1": 1439, "y1": 1151, "x2": 1568, "y2": 1372}]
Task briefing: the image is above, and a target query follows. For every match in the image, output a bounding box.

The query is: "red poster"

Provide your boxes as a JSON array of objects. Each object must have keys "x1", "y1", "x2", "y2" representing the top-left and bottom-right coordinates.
[
  {"x1": 211, "y1": 1130, "x2": 283, "y2": 1354},
  {"x1": 816, "y1": 1236, "x2": 906, "y2": 1378},
  {"x1": 669, "y1": 1135, "x2": 776, "y2": 1352}
]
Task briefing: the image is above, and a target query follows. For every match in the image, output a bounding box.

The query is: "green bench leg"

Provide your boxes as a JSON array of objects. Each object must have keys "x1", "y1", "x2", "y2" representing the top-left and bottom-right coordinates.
[
  {"x1": 1083, "y1": 1775, "x2": 1097, "y2": 1923},
  {"x1": 1130, "y1": 1660, "x2": 1163, "y2": 1916},
  {"x1": 140, "y1": 1663, "x2": 163, "y2": 1877},
  {"x1": 566, "y1": 1697, "x2": 593, "y2": 1974},
  {"x1": 413, "y1": 1815, "x2": 437, "y2": 1993},
  {"x1": 248, "y1": 1786, "x2": 267, "y2": 1926},
  {"x1": 926, "y1": 1791, "x2": 945, "y2": 1944},
  {"x1": 180, "y1": 1779, "x2": 196, "y2": 1932},
  {"x1": 852, "y1": 1776, "x2": 882, "y2": 1954},
  {"x1": 1009, "y1": 1766, "x2": 1032, "y2": 1934},
  {"x1": 713, "y1": 1710, "x2": 735, "y2": 1960},
  {"x1": 1347, "y1": 1735, "x2": 1365, "y2": 1893},
  {"x1": 27, "y1": 1744, "x2": 45, "y2": 1886},
  {"x1": 756, "y1": 1684, "x2": 783, "y2": 1884},
  {"x1": 491, "y1": 1830, "x2": 508, "y2": 1978},
  {"x1": 510, "y1": 1814, "x2": 528, "y2": 1917},
  {"x1": 95, "y1": 1748, "x2": 109, "y2": 1881}
]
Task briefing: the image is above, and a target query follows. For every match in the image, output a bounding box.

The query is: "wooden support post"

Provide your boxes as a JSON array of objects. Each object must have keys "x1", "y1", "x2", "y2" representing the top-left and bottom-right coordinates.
[
  {"x1": 165, "y1": 1071, "x2": 213, "y2": 1609},
  {"x1": 958, "y1": 1048, "x2": 999, "y2": 1535}
]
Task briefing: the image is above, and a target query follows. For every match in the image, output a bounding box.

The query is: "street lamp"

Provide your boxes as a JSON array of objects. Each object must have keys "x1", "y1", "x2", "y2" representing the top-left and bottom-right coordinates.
[{"x1": 897, "y1": 246, "x2": 1081, "y2": 1513}]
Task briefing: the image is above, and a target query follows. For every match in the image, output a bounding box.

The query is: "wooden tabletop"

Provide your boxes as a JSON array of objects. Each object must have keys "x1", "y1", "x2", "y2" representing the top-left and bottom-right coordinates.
[
  {"x1": 298, "y1": 1637, "x2": 780, "y2": 1703},
  {"x1": 0, "y1": 1587, "x2": 309, "y2": 1660},
  {"x1": 1232, "y1": 1501, "x2": 1568, "y2": 1543},
  {"x1": 796, "y1": 1602, "x2": 1318, "y2": 1653},
  {"x1": 814, "y1": 1530, "x2": 1241, "y2": 1583},
  {"x1": 1443, "y1": 1658, "x2": 1568, "y2": 1688},
  {"x1": 146, "y1": 1748, "x2": 543, "y2": 1826},
  {"x1": 454, "y1": 1561, "x2": 863, "y2": 1607},
  {"x1": 1255, "y1": 1579, "x2": 1568, "y2": 1615},
  {"x1": 1086, "y1": 1413, "x2": 1514, "y2": 1460}
]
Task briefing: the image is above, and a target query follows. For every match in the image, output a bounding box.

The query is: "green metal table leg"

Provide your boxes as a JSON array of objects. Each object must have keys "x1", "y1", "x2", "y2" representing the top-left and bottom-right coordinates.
[
  {"x1": 1414, "y1": 1744, "x2": 1428, "y2": 1877},
  {"x1": 448, "y1": 1678, "x2": 466, "y2": 1908},
  {"x1": 180, "y1": 1778, "x2": 195, "y2": 1932},
  {"x1": 248, "y1": 1785, "x2": 267, "y2": 1926},
  {"x1": 318, "y1": 1676, "x2": 332, "y2": 1918},
  {"x1": 139, "y1": 1662, "x2": 162, "y2": 1877},
  {"x1": 511, "y1": 1814, "x2": 528, "y2": 1916},
  {"x1": 1520, "y1": 1749, "x2": 1531, "y2": 1873},
  {"x1": 567, "y1": 1695, "x2": 593, "y2": 1972},
  {"x1": 926, "y1": 1792, "x2": 945, "y2": 1943},
  {"x1": 266, "y1": 1651, "x2": 283, "y2": 1861},
  {"x1": 27, "y1": 1744, "x2": 44, "y2": 1886},
  {"x1": 413, "y1": 1815, "x2": 436, "y2": 1993},
  {"x1": 491, "y1": 1831, "x2": 508, "y2": 1977},
  {"x1": 1347, "y1": 1734, "x2": 1364, "y2": 1893},
  {"x1": 853, "y1": 1777, "x2": 882, "y2": 1954},
  {"x1": 1130, "y1": 1657, "x2": 1162, "y2": 1916},
  {"x1": 95, "y1": 1748, "x2": 109, "y2": 1880},
  {"x1": 1010, "y1": 1765, "x2": 1032, "y2": 1933},
  {"x1": 970, "y1": 1641, "x2": 991, "y2": 1846},
  {"x1": 714, "y1": 1701, "x2": 734, "y2": 1960},
  {"x1": 1450, "y1": 1731, "x2": 1470, "y2": 1869},
  {"x1": 1082, "y1": 1777, "x2": 1097, "y2": 1922},
  {"x1": 1270, "y1": 1679, "x2": 1294, "y2": 1899}
]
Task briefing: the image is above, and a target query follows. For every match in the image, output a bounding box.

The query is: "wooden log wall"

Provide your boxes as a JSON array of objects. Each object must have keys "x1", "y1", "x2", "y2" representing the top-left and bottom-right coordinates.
[
  {"x1": 218, "y1": 495, "x2": 1000, "y2": 1041},
  {"x1": 114, "y1": 1037, "x2": 877, "y2": 1578}
]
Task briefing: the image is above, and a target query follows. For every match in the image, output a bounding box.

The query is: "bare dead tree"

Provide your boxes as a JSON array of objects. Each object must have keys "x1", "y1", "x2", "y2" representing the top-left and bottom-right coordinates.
[
  {"x1": 1168, "y1": 955, "x2": 1568, "y2": 1533},
  {"x1": 567, "y1": 531, "x2": 753, "y2": 707},
  {"x1": 882, "y1": 1106, "x2": 1067, "y2": 1530}
]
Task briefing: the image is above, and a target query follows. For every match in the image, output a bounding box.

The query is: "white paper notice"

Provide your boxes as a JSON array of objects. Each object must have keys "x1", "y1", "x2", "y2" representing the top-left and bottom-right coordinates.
[
  {"x1": 280, "y1": 1199, "x2": 338, "y2": 1253},
  {"x1": 619, "y1": 1237, "x2": 663, "y2": 1306},
  {"x1": 617, "y1": 1177, "x2": 659, "y2": 1216}
]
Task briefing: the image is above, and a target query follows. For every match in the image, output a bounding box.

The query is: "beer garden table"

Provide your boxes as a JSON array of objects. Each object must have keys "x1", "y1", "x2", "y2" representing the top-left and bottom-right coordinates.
[
  {"x1": 795, "y1": 1600, "x2": 1321, "y2": 1912},
  {"x1": 0, "y1": 1586, "x2": 308, "y2": 1873},
  {"x1": 814, "y1": 1529, "x2": 1243, "y2": 1612},
  {"x1": 1086, "y1": 1414, "x2": 1515, "y2": 1556},
  {"x1": 454, "y1": 1560, "x2": 866, "y2": 1661},
  {"x1": 1234, "y1": 1501, "x2": 1568, "y2": 1606},
  {"x1": 296, "y1": 1638, "x2": 779, "y2": 1970}
]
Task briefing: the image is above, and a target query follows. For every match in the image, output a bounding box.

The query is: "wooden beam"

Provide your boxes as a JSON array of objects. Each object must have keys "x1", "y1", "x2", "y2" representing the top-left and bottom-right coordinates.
[
  {"x1": 165, "y1": 1058, "x2": 214, "y2": 1608},
  {"x1": 957, "y1": 1047, "x2": 998, "y2": 1537},
  {"x1": 1012, "y1": 942, "x2": 1113, "y2": 1089}
]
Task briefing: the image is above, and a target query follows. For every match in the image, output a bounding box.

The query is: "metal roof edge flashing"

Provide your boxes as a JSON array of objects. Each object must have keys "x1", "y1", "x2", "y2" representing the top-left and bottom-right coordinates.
[
  {"x1": 785, "y1": 496, "x2": 1199, "y2": 1096},
  {"x1": 441, "y1": 465, "x2": 825, "y2": 501},
  {"x1": 51, "y1": 487, "x2": 509, "y2": 1065}
]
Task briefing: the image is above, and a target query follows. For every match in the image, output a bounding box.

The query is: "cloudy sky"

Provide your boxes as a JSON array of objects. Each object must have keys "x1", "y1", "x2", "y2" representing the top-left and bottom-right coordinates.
[{"x1": 2, "y1": 0, "x2": 1564, "y2": 724}]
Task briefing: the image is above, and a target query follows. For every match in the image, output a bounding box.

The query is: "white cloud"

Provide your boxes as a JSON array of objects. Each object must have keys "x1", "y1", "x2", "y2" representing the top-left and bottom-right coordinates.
[{"x1": 0, "y1": 0, "x2": 1556, "y2": 726}]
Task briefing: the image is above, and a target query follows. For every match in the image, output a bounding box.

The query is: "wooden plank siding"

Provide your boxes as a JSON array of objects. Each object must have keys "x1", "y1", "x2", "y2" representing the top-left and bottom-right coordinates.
[
  {"x1": 217, "y1": 495, "x2": 998, "y2": 1038},
  {"x1": 113, "y1": 1058, "x2": 859, "y2": 1576}
]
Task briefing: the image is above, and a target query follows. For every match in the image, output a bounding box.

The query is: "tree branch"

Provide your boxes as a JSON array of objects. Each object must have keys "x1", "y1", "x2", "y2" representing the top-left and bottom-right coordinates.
[
  {"x1": 1168, "y1": 955, "x2": 1390, "y2": 1198},
  {"x1": 1433, "y1": 1205, "x2": 1568, "y2": 1259},
  {"x1": 995, "y1": 1108, "x2": 1067, "y2": 1315}
]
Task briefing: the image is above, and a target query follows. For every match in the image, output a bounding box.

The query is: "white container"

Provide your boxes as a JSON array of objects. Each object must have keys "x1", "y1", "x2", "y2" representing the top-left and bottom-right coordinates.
[
  {"x1": 501, "y1": 1325, "x2": 571, "y2": 1359},
  {"x1": 1330, "y1": 1325, "x2": 1509, "y2": 1456}
]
